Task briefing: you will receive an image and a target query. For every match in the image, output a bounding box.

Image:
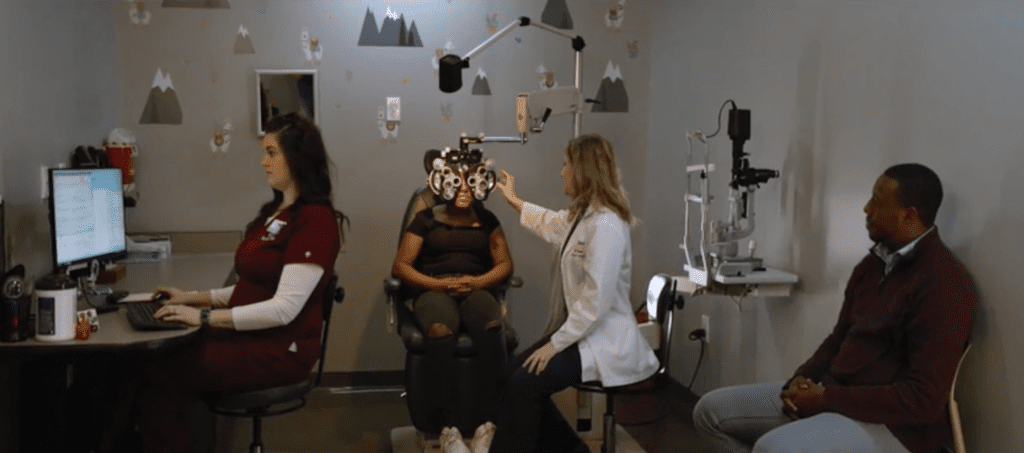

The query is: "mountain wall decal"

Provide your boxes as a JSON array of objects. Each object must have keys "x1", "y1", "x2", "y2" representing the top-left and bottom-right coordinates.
[
  {"x1": 357, "y1": 7, "x2": 423, "y2": 47},
  {"x1": 139, "y1": 69, "x2": 183, "y2": 124},
  {"x1": 541, "y1": 0, "x2": 573, "y2": 29},
  {"x1": 234, "y1": 25, "x2": 255, "y2": 54},
  {"x1": 592, "y1": 62, "x2": 628, "y2": 112},
  {"x1": 358, "y1": 8, "x2": 380, "y2": 45},
  {"x1": 472, "y1": 68, "x2": 491, "y2": 95}
]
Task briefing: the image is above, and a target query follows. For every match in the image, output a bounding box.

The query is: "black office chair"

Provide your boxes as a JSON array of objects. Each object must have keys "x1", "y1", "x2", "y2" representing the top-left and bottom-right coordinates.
[
  {"x1": 384, "y1": 185, "x2": 520, "y2": 437},
  {"x1": 203, "y1": 274, "x2": 343, "y2": 453},
  {"x1": 572, "y1": 274, "x2": 684, "y2": 453}
]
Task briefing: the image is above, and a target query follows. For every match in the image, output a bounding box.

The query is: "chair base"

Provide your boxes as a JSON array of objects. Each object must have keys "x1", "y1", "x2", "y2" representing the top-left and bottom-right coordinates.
[{"x1": 388, "y1": 424, "x2": 647, "y2": 453}]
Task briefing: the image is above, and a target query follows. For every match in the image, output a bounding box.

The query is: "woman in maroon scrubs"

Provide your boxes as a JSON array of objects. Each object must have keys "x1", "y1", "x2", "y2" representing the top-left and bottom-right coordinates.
[{"x1": 123, "y1": 113, "x2": 346, "y2": 453}]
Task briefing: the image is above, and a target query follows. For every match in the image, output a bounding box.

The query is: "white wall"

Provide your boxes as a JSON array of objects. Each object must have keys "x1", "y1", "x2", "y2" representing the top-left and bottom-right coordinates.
[{"x1": 645, "y1": 2, "x2": 1024, "y2": 451}]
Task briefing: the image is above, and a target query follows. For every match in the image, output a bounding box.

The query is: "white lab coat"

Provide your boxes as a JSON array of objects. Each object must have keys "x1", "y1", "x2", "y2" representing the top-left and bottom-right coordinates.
[{"x1": 521, "y1": 202, "x2": 659, "y2": 387}]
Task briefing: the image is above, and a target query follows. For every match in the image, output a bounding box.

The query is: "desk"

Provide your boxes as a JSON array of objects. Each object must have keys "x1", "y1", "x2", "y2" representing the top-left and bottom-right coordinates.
[
  {"x1": 0, "y1": 252, "x2": 234, "y2": 355},
  {"x1": 0, "y1": 309, "x2": 201, "y2": 355},
  {"x1": 0, "y1": 252, "x2": 235, "y2": 453}
]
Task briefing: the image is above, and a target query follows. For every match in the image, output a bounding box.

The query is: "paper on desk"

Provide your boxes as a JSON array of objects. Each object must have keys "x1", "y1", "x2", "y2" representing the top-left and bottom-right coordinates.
[{"x1": 120, "y1": 292, "x2": 155, "y2": 303}]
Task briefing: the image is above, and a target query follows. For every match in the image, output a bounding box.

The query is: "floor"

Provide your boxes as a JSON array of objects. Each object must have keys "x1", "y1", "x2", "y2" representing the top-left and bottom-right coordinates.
[{"x1": 214, "y1": 381, "x2": 712, "y2": 453}]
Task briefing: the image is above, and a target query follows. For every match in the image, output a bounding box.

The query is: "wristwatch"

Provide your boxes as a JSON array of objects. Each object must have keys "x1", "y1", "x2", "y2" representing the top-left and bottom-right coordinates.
[{"x1": 200, "y1": 308, "x2": 211, "y2": 326}]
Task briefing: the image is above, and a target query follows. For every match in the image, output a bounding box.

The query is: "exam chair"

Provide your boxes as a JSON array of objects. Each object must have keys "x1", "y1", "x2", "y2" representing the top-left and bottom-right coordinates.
[
  {"x1": 572, "y1": 274, "x2": 684, "y2": 453},
  {"x1": 203, "y1": 274, "x2": 344, "y2": 453},
  {"x1": 384, "y1": 185, "x2": 520, "y2": 437}
]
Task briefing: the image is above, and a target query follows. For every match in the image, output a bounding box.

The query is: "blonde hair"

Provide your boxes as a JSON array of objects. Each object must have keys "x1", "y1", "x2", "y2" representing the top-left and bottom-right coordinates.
[{"x1": 566, "y1": 134, "x2": 632, "y2": 224}]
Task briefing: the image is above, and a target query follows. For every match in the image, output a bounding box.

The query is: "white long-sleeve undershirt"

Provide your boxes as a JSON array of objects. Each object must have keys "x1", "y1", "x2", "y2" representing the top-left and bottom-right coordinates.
[{"x1": 207, "y1": 263, "x2": 325, "y2": 331}]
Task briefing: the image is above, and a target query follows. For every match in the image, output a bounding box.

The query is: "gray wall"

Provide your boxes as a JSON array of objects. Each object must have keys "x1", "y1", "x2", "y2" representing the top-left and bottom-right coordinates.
[
  {"x1": 1, "y1": 0, "x2": 118, "y2": 279},
  {"x1": 645, "y1": 2, "x2": 1024, "y2": 452},
  {"x1": 0, "y1": 1, "x2": 117, "y2": 449},
  {"x1": 110, "y1": 0, "x2": 655, "y2": 372}
]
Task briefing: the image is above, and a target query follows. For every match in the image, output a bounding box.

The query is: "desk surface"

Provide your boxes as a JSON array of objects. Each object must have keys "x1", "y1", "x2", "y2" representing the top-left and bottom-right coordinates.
[{"x1": 0, "y1": 253, "x2": 235, "y2": 354}]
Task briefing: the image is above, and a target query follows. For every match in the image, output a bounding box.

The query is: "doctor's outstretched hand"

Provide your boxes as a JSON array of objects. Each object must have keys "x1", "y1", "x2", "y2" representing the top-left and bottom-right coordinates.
[{"x1": 496, "y1": 170, "x2": 525, "y2": 213}]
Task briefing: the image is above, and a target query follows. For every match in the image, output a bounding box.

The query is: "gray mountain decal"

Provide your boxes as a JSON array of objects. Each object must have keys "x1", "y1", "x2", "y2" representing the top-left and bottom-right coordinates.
[
  {"x1": 472, "y1": 69, "x2": 491, "y2": 95},
  {"x1": 541, "y1": 0, "x2": 573, "y2": 30},
  {"x1": 139, "y1": 69, "x2": 183, "y2": 124},
  {"x1": 234, "y1": 25, "x2": 255, "y2": 54},
  {"x1": 591, "y1": 61, "x2": 628, "y2": 112},
  {"x1": 358, "y1": 7, "x2": 423, "y2": 47}
]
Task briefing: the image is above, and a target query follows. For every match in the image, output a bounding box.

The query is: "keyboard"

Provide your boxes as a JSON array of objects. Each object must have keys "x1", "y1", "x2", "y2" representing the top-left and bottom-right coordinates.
[{"x1": 125, "y1": 302, "x2": 188, "y2": 331}]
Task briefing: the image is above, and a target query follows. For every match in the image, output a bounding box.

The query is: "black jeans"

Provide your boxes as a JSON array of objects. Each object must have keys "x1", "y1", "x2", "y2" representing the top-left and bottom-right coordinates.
[{"x1": 489, "y1": 342, "x2": 587, "y2": 453}]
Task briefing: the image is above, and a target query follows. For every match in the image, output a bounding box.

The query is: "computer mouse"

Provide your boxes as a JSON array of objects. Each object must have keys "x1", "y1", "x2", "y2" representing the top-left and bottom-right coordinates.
[{"x1": 152, "y1": 291, "x2": 171, "y2": 303}]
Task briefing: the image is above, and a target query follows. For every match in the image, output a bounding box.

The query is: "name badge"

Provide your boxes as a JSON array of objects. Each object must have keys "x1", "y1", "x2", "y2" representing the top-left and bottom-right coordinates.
[{"x1": 262, "y1": 219, "x2": 287, "y2": 241}]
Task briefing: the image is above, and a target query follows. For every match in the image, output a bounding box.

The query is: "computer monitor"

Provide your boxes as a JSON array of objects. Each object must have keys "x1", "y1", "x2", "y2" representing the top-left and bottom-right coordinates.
[{"x1": 48, "y1": 168, "x2": 127, "y2": 275}]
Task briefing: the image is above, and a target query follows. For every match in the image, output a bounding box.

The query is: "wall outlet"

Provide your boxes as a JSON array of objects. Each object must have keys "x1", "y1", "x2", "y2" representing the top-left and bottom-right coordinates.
[{"x1": 701, "y1": 314, "x2": 711, "y2": 345}]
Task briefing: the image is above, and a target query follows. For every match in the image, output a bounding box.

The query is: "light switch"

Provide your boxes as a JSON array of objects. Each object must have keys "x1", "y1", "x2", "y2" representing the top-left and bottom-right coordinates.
[{"x1": 387, "y1": 97, "x2": 400, "y2": 122}]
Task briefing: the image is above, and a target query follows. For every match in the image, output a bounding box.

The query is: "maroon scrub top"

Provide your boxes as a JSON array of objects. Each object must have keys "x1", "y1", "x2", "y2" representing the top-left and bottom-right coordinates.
[{"x1": 199, "y1": 204, "x2": 340, "y2": 391}]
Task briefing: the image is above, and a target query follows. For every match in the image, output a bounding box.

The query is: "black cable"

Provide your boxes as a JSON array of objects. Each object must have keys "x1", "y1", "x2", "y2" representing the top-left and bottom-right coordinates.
[
  {"x1": 704, "y1": 99, "x2": 737, "y2": 138},
  {"x1": 688, "y1": 338, "x2": 706, "y2": 389}
]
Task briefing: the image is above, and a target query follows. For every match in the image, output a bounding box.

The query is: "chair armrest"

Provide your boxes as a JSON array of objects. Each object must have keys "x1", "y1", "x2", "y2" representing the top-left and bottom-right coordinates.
[
  {"x1": 383, "y1": 278, "x2": 402, "y2": 334},
  {"x1": 384, "y1": 278, "x2": 402, "y2": 294}
]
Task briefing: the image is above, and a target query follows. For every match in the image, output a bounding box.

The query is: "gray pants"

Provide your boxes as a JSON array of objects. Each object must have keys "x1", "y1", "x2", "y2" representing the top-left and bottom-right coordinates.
[
  {"x1": 413, "y1": 290, "x2": 502, "y2": 339},
  {"x1": 692, "y1": 381, "x2": 911, "y2": 453}
]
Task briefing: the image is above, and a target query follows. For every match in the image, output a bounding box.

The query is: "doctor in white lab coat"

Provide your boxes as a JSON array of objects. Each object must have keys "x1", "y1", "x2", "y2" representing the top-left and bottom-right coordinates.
[{"x1": 486, "y1": 134, "x2": 659, "y2": 453}]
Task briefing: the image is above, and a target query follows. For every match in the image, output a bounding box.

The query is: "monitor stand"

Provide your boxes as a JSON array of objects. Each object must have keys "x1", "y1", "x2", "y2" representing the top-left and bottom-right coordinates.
[{"x1": 75, "y1": 260, "x2": 120, "y2": 313}]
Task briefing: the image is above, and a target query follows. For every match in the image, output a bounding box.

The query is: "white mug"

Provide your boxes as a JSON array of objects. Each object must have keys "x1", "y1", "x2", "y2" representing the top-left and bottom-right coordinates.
[{"x1": 35, "y1": 287, "x2": 77, "y2": 342}]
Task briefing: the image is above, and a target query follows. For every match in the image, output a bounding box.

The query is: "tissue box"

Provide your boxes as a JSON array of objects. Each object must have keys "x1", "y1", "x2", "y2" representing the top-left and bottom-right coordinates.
[{"x1": 122, "y1": 234, "x2": 172, "y2": 263}]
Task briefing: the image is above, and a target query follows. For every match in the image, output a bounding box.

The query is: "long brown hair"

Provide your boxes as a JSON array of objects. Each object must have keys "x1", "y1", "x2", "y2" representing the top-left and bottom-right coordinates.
[
  {"x1": 247, "y1": 113, "x2": 348, "y2": 242},
  {"x1": 565, "y1": 134, "x2": 632, "y2": 224}
]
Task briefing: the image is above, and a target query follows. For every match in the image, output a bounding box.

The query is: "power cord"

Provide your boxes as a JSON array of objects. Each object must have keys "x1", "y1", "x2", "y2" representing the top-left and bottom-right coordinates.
[
  {"x1": 688, "y1": 328, "x2": 707, "y2": 389},
  {"x1": 703, "y1": 99, "x2": 737, "y2": 139}
]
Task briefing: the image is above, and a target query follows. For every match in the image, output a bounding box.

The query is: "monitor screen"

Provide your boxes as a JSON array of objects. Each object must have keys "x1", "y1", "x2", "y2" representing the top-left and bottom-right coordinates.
[{"x1": 49, "y1": 168, "x2": 127, "y2": 271}]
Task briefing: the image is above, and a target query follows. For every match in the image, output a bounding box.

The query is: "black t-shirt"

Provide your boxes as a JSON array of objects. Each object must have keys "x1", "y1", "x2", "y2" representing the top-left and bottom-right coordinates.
[{"x1": 406, "y1": 206, "x2": 501, "y2": 276}]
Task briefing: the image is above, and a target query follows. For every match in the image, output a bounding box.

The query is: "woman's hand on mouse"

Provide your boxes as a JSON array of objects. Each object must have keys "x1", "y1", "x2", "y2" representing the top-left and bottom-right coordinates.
[
  {"x1": 152, "y1": 287, "x2": 190, "y2": 304},
  {"x1": 153, "y1": 304, "x2": 201, "y2": 326}
]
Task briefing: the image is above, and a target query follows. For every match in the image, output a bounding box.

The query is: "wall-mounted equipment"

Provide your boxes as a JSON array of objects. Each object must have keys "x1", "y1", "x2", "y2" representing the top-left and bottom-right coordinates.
[
  {"x1": 678, "y1": 101, "x2": 797, "y2": 298},
  {"x1": 438, "y1": 16, "x2": 589, "y2": 141}
]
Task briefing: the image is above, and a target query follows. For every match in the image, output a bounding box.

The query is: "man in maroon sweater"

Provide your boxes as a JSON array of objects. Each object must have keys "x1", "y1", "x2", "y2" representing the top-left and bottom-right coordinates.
[{"x1": 693, "y1": 163, "x2": 977, "y2": 453}]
